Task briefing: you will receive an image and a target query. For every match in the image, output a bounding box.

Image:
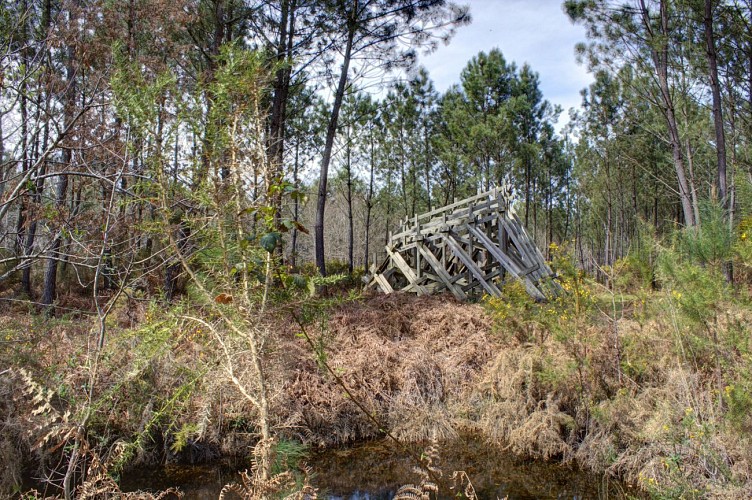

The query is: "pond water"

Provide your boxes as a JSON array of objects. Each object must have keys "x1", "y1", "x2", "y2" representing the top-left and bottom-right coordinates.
[{"x1": 119, "y1": 436, "x2": 639, "y2": 499}]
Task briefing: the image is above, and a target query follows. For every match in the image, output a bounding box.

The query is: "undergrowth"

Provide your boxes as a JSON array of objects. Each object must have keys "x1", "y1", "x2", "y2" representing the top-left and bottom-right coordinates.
[
  {"x1": 2, "y1": 219, "x2": 751, "y2": 499},
  {"x1": 478, "y1": 223, "x2": 752, "y2": 498}
]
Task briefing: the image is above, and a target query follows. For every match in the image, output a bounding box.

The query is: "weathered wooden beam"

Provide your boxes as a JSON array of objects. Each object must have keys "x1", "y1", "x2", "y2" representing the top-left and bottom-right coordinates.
[
  {"x1": 465, "y1": 224, "x2": 545, "y2": 301},
  {"x1": 499, "y1": 217, "x2": 542, "y2": 279},
  {"x1": 390, "y1": 200, "x2": 501, "y2": 240},
  {"x1": 459, "y1": 267, "x2": 505, "y2": 293},
  {"x1": 410, "y1": 188, "x2": 502, "y2": 223},
  {"x1": 444, "y1": 235, "x2": 501, "y2": 296},
  {"x1": 373, "y1": 272, "x2": 394, "y2": 293},
  {"x1": 497, "y1": 219, "x2": 548, "y2": 284},
  {"x1": 417, "y1": 241, "x2": 467, "y2": 300},
  {"x1": 386, "y1": 245, "x2": 429, "y2": 295},
  {"x1": 370, "y1": 185, "x2": 558, "y2": 301}
]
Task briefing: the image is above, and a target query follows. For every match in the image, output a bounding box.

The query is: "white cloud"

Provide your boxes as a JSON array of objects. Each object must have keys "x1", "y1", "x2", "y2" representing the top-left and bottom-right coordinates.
[{"x1": 417, "y1": 0, "x2": 594, "y2": 131}]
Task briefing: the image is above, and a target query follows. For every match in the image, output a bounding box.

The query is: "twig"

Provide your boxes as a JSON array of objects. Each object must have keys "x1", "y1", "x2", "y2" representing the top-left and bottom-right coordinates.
[{"x1": 273, "y1": 269, "x2": 442, "y2": 486}]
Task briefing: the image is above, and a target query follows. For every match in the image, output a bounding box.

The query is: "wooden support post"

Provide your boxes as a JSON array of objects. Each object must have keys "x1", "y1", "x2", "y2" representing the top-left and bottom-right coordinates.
[
  {"x1": 386, "y1": 245, "x2": 428, "y2": 295},
  {"x1": 417, "y1": 241, "x2": 467, "y2": 300},
  {"x1": 445, "y1": 234, "x2": 501, "y2": 296},
  {"x1": 466, "y1": 224, "x2": 545, "y2": 300},
  {"x1": 415, "y1": 214, "x2": 421, "y2": 282},
  {"x1": 366, "y1": 187, "x2": 557, "y2": 301}
]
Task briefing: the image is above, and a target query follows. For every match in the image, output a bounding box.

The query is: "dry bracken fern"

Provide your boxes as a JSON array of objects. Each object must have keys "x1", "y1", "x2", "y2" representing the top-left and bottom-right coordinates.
[{"x1": 218, "y1": 438, "x2": 318, "y2": 499}]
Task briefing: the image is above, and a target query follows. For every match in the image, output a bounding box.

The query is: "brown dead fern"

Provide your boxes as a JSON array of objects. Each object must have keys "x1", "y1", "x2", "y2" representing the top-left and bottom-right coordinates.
[
  {"x1": 74, "y1": 439, "x2": 184, "y2": 499},
  {"x1": 218, "y1": 438, "x2": 318, "y2": 500},
  {"x1": 393, "y1": 438, "x2": 442, "y2": 500},
  {"x1": 395, "y1": 437, "x2": 480, "y2": 500},
  {"x1": 394, "y1": 483, "x2": 434, "y2": 499},
  {"x1": 450, "y1": 471, "x2": 478, "y2": 500}
]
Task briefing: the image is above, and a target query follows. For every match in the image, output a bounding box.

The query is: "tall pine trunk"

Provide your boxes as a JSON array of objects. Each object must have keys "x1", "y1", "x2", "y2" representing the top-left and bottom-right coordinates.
[
  {"x1": 268, "y1": 0, "x2": 296, "y2": 223},
  {"x1": 290, "y1": 139, "x2": 300, "y2": 267},
  {"x1": 704, "y1": 0, "x2": 732, "y2": 282},
  {"x1": 345, "y1": 136, "x2": 354, "y2": 274},
  {"x1": 42, "y1": 16, "x2": 77, "y2": 309},
  {"x1": 364, "y1": 128, "x2": 375, "y2": 270},
  {"x1": 704, "y1": 0, "x2": 727, "y2": 204},
  {"x1": 642, "y1": 0, "x2": 697, "y2": 227},
  {"x1": 315, "y1": 25, "x2": 354, "y2": 276}
]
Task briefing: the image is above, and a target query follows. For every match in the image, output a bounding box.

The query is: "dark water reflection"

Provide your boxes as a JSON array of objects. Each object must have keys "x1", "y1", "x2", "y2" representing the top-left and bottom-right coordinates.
[{"x1": 120, "y1": 436, "x2": 638, "y2": 499}]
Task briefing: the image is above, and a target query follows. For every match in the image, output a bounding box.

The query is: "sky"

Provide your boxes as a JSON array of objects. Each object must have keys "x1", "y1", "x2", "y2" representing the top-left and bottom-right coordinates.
[{"x1": 416, "y1": 0, "x2": 594, "y2": 131}]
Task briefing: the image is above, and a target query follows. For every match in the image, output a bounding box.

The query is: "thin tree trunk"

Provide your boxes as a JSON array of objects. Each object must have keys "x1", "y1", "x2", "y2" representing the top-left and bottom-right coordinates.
[
  {"x1": 41, "y1": 173, "x2": 69, "y2": 308},
  {"x1": 704, "y1": 0, "x2": 732, "y2": 282},
  {"x1": 364, "y1": 127, "x2": 375, "y2": 270},
  {"x1": 268, "y1": 0, "x2": 296, "y2": 222},
  {"x1": 524, "y1": 157, "x2": 531, "y2": 227},
  {"x1": 423, "y1": 126, "x2": 431, "y2": 212},
  {"x1": 21, "y1": 119, "x2": 49, "y2": 297},
  {"x1": 399, "y1": 130, "x2": 408, "y2": 217},
  {"x1": 685, "y1": 140, "x2": 701, "y2": 226},
  {"x1": 21, "y1": 88, "x2": 43, "y2": 296},
  {"x1": 385, "y1": 169, "x2": 393, "y2": 245},
  {"x1": 42, "y1": 11, "x2": 77, "y2": 310},
  {"x1": 290, "y1": 139, "x2": 300, "y2": 268},
  {"x1": 315, "y1": 24, "x2": 355, "y2": 276},
  {"x1": 641, "y1": 0, "x2": 697, "y2": 227},
  {"x1": 16, "y1": 9, "x2": 29, "y2": 257},
  {"x1": 704, "y1": 0, "x2": 727, "y2": 204},
  {"x1": 0, "y1": 114, "x2": 4, "y2": 204},
  {"x1": 345, "y1": 134, "x2": 354, "y2": 274},
  {"x1": 547, "y1": 165, "x2": 553, "y2": 257},
  {"x1": 410, "y1": 158, "x2": 417, "y2": 217}
]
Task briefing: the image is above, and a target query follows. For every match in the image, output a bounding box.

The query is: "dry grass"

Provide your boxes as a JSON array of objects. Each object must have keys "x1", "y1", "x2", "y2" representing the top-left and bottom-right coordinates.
[
  {"x1": 275, "y1": 294, "x2": 492, "y2": 445},
  {"x1": 268, "y1": 290, "x2": 751, "y2": 498},
  {"x1": 3, "y1": 286, "x2": 752, "y2": 498}
]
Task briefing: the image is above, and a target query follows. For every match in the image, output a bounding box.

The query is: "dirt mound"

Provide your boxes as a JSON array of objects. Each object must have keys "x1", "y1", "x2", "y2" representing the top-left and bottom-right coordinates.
[{"x1": 277, "y1": 294, "x2": 493, "y2": 446}]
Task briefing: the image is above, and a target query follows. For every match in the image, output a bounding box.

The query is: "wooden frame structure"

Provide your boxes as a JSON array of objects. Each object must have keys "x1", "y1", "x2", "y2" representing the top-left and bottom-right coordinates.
[{"x1": 365, "y1": 186, "x2": 561, "y2": 301}]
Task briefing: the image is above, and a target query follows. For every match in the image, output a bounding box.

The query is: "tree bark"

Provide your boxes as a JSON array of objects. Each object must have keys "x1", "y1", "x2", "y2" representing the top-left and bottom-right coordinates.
[
  {"x1": 290, "y1": 138, "x2": 300, "y2": 267},
  {"x1": 16, "y1": 0, "x2": 30, "y2": 257},
  {"x1": 423, "y1": 125, "x2": 432, "y2": 212},
  {"x1": 42, "y1": 8, "x2": 78, "y2": 310},
  {"x1": 364, "y1": 125, "x2": 375, "y2": 270},
  {"x1": 314, "y1": 24, "x2": 354, "y2": 276},
  {"x1": 0, "y1": 112, "x2": 4, "y2": 203},
  {"x1": 704, "y1": 0, "x2": 733, "y2": 282},
  {"x1": 704, "y1": 0, "x2": 728, "y2": 204},
  {"x1": 23, "y1": 3, "x2": 53, "y2": 295},
  {"x1": 268, "y1": 0, "x2": 296, "y2": 221},
  {"x1": 345, "y1": 134, "x2": 354, "y2": 274},
  {"x1": 641, "y1": 0, "x2": 697, "y2": 227}
]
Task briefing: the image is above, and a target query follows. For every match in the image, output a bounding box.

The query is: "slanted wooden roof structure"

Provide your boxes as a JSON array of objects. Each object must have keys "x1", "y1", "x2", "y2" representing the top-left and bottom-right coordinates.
[{"x1": 365, "y1": 185, "x2": 561, "y2": 301}]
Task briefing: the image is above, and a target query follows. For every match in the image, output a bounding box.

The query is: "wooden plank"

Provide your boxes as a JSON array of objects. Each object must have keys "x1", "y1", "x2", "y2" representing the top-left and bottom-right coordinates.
[
  {"x1": 464, "y1": 224, "x2": 545, "y2": 300},
  {"x1": 444, "y1": 235, "x2": 501, "y2": 296},
  {"x1": 373, "y1": 186, "x2": 559, "y2": 301},
  {"x1": 420, "y1": 271, "x2": 440, "y2": 282},
  {"x1": 511, "y1": 212, "x2": 549, "y2": 265},
  {"x1": 417, "y1": 241, "x2": 467, "y2": 300},
  {"x1": 466, "y1": 224, "x2": 525, "y2": 277},
  {"x1": 508, "y1": 213, "x2": 560, "y2": 294},
  {"x1": 413, "y1": 188, "x2": 502, "y2": 224},
  {"x1": 386, "y1": 246, "x2": 429, "y2": 295},
  {"x1": 390, "y1": 199, "x2": 502, "y2": 240},
  {"x1": 500, "y1": 217, "x2": 545, "y2": 282},
  {"x1": 373, "y1": 273, "x2": 394, "y2": 294},
  {"x1": 459, "y1": 267, "x2": 504, "y2": 292},
  {"x1": 501, "y1": 215, "x2": 560, "y2": 297}
]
